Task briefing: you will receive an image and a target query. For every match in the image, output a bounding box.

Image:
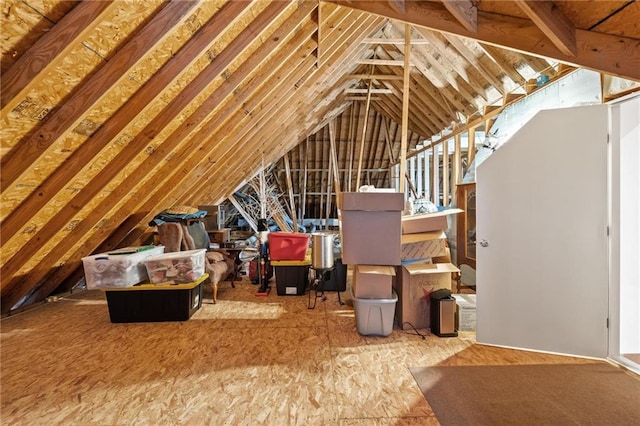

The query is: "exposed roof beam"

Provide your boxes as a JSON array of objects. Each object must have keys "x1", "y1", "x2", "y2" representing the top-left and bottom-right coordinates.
[
  {"x1": 0, "y1": 0, "x2": 199, "y2": 193},
  {"x1": 1, "y1": 0, "x2": 251, "y2": 245},
  {"x1": 514, "y1": 0, "x2": 577, "y2": 57},
  {"x1": 326, "y1": 0, "x2": 640, "y2": 80},
  {"x1": 388, "y1": 0, "x2": 405, "y2": 15},
  {"x1": 441, "y1": 33, "x2": 506, "y2": 94},
  {"x1": 1, "y1": 1, "x2": 114, "y2": 113},
  {"x1": 346, "y1": 88, "x2": 393, "y2": 93},
  {"x1": 14, "y1": 1, "x2": 320, "y2": 310},
  {"x1": 345, "y1": 74, "x2": 403, "y2": 80},
  {"x1": 356, "y1": 58, "x2": 405, "y2": 66},
  {"x1": 441, "y1": 0, "x2": 477, "y2": 33},
  {"x1": 360, "y1": 37, "x2": 430, "y2": 45}
]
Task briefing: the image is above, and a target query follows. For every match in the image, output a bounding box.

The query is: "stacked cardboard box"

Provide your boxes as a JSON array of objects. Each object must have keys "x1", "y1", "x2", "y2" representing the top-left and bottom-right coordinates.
[
  {"x1": 394, "y1": 209, "x2": 463, "y2": 331},
  {"x1": 339, "y1": 191, "x2": 403, "y2": 336}
]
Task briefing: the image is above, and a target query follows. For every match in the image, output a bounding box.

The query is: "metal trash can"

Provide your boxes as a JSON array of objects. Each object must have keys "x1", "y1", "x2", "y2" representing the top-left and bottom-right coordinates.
[{"x1": 430, "y1": 288, "x2": 458, "y2": 337}]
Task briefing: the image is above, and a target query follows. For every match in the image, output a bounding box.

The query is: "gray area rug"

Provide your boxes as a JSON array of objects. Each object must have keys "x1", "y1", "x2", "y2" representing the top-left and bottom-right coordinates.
[{"x1": 410, "y1": 363, "x2": 640, "y2": 425}]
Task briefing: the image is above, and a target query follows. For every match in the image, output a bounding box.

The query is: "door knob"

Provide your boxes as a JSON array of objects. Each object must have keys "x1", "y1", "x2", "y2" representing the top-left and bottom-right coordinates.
[{"x1": 480, "y1": 239, "x2": 489, "y2": 247}]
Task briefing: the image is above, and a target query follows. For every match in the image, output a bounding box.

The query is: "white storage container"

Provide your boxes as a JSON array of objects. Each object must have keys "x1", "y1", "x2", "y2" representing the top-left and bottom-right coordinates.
[
  {"x1": 352, "y1": 289, "x2": 398, "y2": 336},
  {"x1": 82, "y1": 246, "x2": 165, "y2": 290},
  {"x1": 144, "y1": 249, "x2": 206, "y2": 284}
]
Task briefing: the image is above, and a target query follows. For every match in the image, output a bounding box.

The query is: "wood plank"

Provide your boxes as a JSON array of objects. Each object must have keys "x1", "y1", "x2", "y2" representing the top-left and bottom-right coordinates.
[
  {"x1": 1, "y1": 1, "x2": 114, "y2": 112},
  {"x1": 356, "y1": 65, "x2": 374, "y2": 190},
  {"x1": 0, "y1": 0, "x2": 253, "y2": 244},
  {"x1": 138, "y1": 12, "x2": 379, "y2": 239},
  {"x1": 441, "y1": 0, "x2": 477, "y2": 32},
  {"x1": 14, "y1": 3, "x2": 325, "y2": 309},
  {"x1": 479, "y1": 43, "x2": 526, "y2": 86},
  {"x1": 345, "y1": 74, "x2": 403, "y2": 80},
  {"x1": 327, "y1": 0, "x2": 640, "y2": 80},
  {"x1": 399, "y1": 23, "x2": 410, "y2": 194},
  {"x1": 514, "y1": 0, "x2": 577, "y2": 57},
  {"x1": 0, "y1": 0, "x2": 199, "y2": 193},
  {"x1": 1, "y1": 280, "x2": 601, "y2": 425},
  {"x1": 356, "y1": 58, "x2": 404, "y2": 66},
  {"x1": 0, "y1": 1, "x2": 293, "y2": 311},
  {"x1": 441, "y1": 33, "x2": 506, "y2": 93},
  {"x1": 192, "y1": 14, "x2": 381, "y2": 202}
]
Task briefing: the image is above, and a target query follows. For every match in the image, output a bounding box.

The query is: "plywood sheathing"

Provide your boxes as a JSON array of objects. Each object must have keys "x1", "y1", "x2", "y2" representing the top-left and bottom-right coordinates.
[{"x1": 0, "y1": 276, "x2": 601, "y2": 424}]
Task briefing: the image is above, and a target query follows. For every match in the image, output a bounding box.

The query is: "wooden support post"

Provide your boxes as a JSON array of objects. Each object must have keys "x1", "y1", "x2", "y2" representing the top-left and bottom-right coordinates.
[
  {"x1": 355, "y1": 65, "x2": 374, "y2": 190},
  {"x1": 301, "y1": 137, "x2": 309, "y2": 227},
  {"x1": 442, "y1": 139, "x2": 450, "y2": 206},
  {"x1": 431, "y1": 146, "x2": 439, "y2": 205},
  {"x1": 347, "y1": 105, "x2": 355, "y2": 192},
  {"x1": 283, "y1": 152, "x2": 297, "y2": 231},
  {"x1": 468, "y1": 126, "x2": 476, "y2": 170},
  {"x1": 453, "y1": 133, "x2": 461, "y2": 186},
  {"x1": 329, "y1": 119, "x2": 341, "y2": 209},
  {"x1": 399, "y1": 23, "x2": 411, "y2": 194}
]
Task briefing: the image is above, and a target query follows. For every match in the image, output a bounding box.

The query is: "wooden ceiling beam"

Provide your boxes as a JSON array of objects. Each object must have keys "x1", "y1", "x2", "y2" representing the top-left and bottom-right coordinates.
[
  {"x1": 441, "y1": 33, "x2": 506, "y2": 94},
  {"x1": 1, "y1": 1, "x2": 114, "y2": 113},
  {"x1": 202, "y1": 15, "x2": 384, "y2": 200},
  {"x1": 440, "y1": 0, "x2": 477, "y2": 33},
  {"x1": 479, "y1": 43, "x2": 527, "y2": 86},
  {"x1": 1, "y1": 0, "x2": 253, "y2": 245},
  {"x1": 412, "y1": 26, "x2": 491, "y2": 102},
  {"x1": 326, "y1": 0, "x2": 640, "y2": 80},
  {"x1": 514, "y1": 0, "x2": 577, "y2": 57},
  {"x1": 0, "y1": 1, "x2": 297, "y2": 311},
  {"x1": 345, "y1": 74, "x2": 403, "y2": 80},
  {"x1": 360, "y1": 37, "x2": 430, "y2": 45},
  {"x1": 386, "y1": 22, "x2": 485, "y2": 103},
  {"x1": 375, "y1": 47, "x2": 470, "y2": 114},
  {"x1": 117, "y1": 6, "x2": 366, "y2": 243},
  {"x1": 0, "y1": 0, "x2": 199, "y2": 194},
  {"x1": 380, "y1": 77, "x2": 449, "y2": 131}
]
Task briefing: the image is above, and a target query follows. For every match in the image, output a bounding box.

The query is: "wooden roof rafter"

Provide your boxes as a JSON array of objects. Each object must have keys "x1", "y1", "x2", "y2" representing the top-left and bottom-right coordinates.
[
  {"x1": 325, "y1": 0, "x2": 640, "y2": 80},
  {"x1": 1, "y1": 0, "x2": 302, "y2": 311}
]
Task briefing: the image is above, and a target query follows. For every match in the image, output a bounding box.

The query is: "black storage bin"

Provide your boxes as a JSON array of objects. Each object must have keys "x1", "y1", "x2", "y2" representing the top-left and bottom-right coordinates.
[
  {"x1": 274, "y1": 265, "x2": 310, "y2": 295},
  {"x1": 430, "y1": 288, "x2": 458, "y2": 337},
  {"x1": 321, "y1": 258, "x2": 347, "y2": 292},
  {"x1": 104, "y1": 278, "x2": 204, "y2": 323}
]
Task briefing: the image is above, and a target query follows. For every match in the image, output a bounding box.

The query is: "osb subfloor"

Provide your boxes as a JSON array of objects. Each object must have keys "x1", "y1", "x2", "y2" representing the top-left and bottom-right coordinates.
[{"x1": 2, "y1": 276, "x2": 597, "y2": 425}]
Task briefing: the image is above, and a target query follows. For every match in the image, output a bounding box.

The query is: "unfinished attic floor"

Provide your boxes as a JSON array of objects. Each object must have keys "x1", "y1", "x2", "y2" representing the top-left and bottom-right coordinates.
[{"x1": 2, "y1": 276, "x2": 594, "y2": 425}]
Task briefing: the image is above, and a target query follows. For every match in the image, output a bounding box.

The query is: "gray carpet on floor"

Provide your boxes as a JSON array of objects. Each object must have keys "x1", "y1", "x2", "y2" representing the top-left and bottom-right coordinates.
[{"x1": 410, "y1": 363, "x2": 640, "y2": 426}]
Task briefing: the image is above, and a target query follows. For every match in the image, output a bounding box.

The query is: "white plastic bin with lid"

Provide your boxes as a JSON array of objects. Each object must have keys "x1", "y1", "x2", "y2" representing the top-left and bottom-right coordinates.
[
  {"x1": 351, "y1": 288, "x2": 398, "y2": 336},
  {"x1": 82, "y1": 245, "x2": 165, "y2": 289},
  {"x1": 144, "y1": 249, "x2": 206, "y2": 284}
]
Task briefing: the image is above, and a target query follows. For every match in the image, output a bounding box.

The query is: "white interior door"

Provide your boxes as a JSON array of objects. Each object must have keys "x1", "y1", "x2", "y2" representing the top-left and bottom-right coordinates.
[{"x1": 476, "y1": 105, "x2": 609, "y2": 358}]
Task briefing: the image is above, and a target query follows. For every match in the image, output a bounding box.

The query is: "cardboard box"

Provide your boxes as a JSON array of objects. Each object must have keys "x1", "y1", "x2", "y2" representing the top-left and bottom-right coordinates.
[
  {"x1": 453, "y1": 294, "x2": 477, "y2": 331},
  {"x1": 401, "y1": 231, "x2": 447, "y2": 262},
  {"x1": 82, "y1": 245, "x2": 165, "y2": 290},
  {"x1": 353, "y1": 265, "x2": 395, "y2": 299},
  {"x1": 401, "y1": 208, "x2": 463, "y2": 234},
  {"x1": 209, "y1": 228, "x2": 230, "y2": 244},
  {"x1": 393, "y1": 262, "x2": 459, "y2": 330},
  {"x1": 339, "y1": 192, "x2": 404, "y2": 265}
]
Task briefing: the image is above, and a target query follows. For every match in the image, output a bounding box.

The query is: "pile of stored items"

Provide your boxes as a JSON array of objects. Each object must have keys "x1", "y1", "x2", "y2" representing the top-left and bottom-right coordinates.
[
  {"x1": 268, "y1": 231, "x2": 312, "y2": 296},
  {"x1": 339, "y1": 188, "x2": 462, "y2": 336}
]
